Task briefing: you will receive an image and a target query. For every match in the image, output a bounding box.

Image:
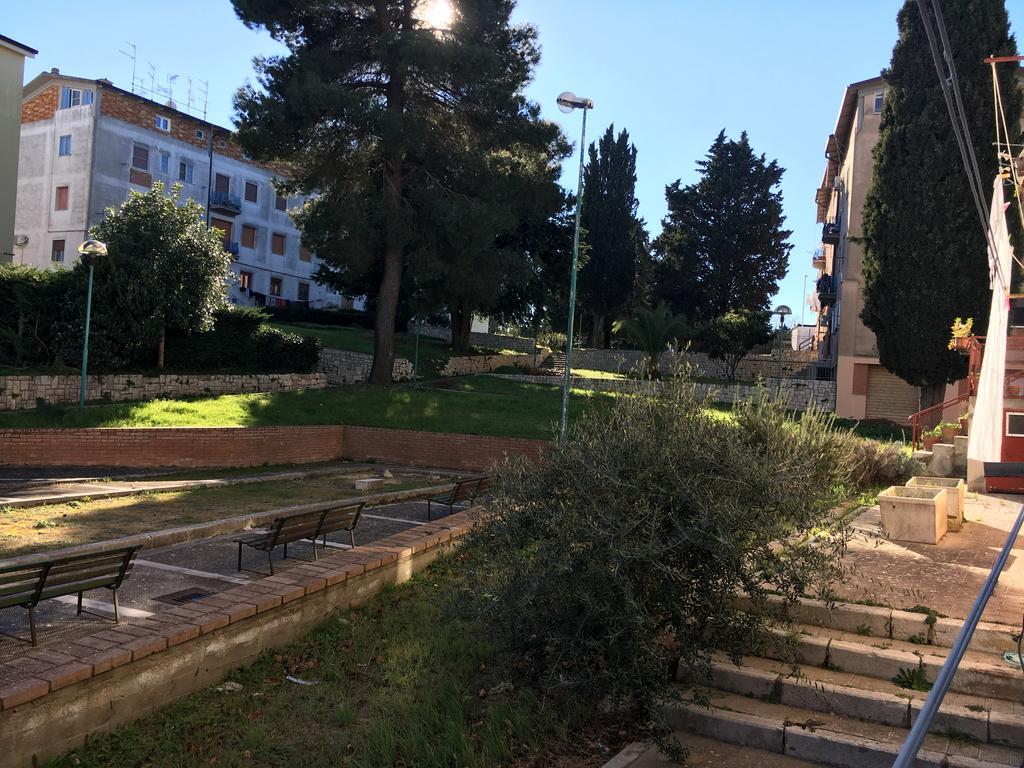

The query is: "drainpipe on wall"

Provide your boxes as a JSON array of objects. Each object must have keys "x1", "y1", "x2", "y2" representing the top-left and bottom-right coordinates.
[{"x1": 205, "y1": 127, "x2": 214, "y2": 225}]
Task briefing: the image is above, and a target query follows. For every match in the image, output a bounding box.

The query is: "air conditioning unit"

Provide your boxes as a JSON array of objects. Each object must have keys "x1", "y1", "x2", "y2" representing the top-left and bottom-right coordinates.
[{"x1": 13, "y1": 234, "x2": 28, "y2": 247}]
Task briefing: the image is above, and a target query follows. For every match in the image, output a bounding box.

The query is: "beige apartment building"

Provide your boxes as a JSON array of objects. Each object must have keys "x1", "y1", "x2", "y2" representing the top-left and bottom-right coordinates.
[
  {"x1": 813, "y1": 75, "x2": 923, "y2": 422},
  {"x1": 0, "y1": 34, "x2": 36, "y2": 262}
]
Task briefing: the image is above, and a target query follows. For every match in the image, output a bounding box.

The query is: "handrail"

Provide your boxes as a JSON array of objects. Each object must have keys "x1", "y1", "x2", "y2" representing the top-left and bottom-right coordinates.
[
  {"x1": 893, "y1": 502, "x2": 1024, "y2": 766},
  {"x1": 909, "y1": 391, "x2": 971, "y2": 449}
]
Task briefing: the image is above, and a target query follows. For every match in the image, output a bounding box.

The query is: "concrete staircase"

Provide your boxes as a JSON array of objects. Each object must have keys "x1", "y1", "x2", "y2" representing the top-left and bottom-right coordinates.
[
  {"x1": 542, "y1": 351, "x2": 566, "y2": 375},
  {"x1": 915, "y1": 435, "x2": 970, "y2": 480},
  {"x1": 669, "y1": 596, "x2": 1024, "y2": 766}
]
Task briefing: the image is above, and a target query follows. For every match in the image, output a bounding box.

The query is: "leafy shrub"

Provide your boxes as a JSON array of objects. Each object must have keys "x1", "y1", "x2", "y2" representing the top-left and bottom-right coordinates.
[
  {"x1": 253, "y1": 326, "x2": 321, "y2": 372},
  {"x1": 265, "y1": 305, "x2": 373, "y2": 329},
  {"x1": 844, "y1": 437, "x2": 923, "y2": 489},
  {"x1": 458, "y1": 381, "x2": 855, "y2": 719}
]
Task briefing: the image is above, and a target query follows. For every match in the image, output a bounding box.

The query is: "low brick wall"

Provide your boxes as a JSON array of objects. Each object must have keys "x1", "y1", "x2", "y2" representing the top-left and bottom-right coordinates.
[
  {"x1": 439, "y1": 353, "x2": 540, "y2": 377},
  {"x1": 0, "y1": 512, "x2": 473, "y2": 768},
  {"x1": 0, "y1": 372, "x2": 326, "y2": 412},
  {"x1": 342, "y1": 425, "x2": 547, "y2": 471},
  {"x1": 0, "y1": 426, "x2": 346, "y2": 468},
  {"x1": 0, "y1": 425, "x2": 546, "y2": 471},
  {"x1": 317, "y1": 349, "x2": 413, "y2": 385},
  {"x1": 489, "y1": 374, "x2": 837, "y2": 412}
]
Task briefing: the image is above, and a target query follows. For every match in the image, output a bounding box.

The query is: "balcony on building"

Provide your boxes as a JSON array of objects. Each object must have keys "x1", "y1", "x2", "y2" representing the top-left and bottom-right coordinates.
[
  {"x1": 223, "y1": 240, "x2": 240, "y2": 257},
  {"x1": 209, "y1": 190, "x2": 242, "y2": 216},
  {"x1": 822, "y1": 219, "x2": 841, "y2": 246},
  {"x1": 812, "y1": 247, "x2": 826, "y2": 270}
]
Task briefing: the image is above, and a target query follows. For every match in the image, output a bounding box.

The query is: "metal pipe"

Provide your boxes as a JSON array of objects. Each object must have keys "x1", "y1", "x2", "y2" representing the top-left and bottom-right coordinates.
[
  {"x1": 893, "y1": 501, "x2": 1024, "y2": 766},
  {"x1": 559, "y1": 105, "x2": 589, "y2": 446},
  {"x1": 78, "y1": 262, "x2": 95, "y2": 410}
]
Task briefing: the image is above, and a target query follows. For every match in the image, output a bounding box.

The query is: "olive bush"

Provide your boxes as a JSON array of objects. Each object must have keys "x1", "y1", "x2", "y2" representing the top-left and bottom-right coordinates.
[{"x1": 459, "y1": 381, "x2": 856, "y2": 718}]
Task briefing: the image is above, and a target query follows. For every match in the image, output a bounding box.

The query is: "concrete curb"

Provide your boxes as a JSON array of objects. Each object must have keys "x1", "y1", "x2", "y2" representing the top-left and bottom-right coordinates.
[
  {"x1": 598, "y1": 743, "x2": 650, "y2": 768},
  {"x1": 0, "y1": 482, "x2": 458, "y2": 567}
]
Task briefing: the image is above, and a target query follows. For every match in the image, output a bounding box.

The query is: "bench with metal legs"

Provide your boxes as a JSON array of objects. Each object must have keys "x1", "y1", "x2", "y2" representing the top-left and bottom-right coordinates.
[
  {"x1": 234, "y1": 502, "x2": 364, "y2": 575},
  {"x1": 427, "y1": 476, "x2": 490, "y2": 521}
]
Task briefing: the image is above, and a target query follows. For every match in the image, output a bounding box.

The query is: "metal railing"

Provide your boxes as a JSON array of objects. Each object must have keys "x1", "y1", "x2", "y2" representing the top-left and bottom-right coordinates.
[
  {"x1": 893, "y1": 502, "x2": 1024, "y2": 766},
  {"x1": 209, "y1": 190, "x2": 242, "y2": 213}
]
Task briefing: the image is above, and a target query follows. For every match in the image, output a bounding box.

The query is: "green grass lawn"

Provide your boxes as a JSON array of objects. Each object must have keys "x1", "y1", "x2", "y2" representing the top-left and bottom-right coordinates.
[
  {"x1": 0, "y1": 377, "x2": 617, "y2": 441},
  {"x1": 45, "y1": 556, "x2": 623, "y2": 768}
]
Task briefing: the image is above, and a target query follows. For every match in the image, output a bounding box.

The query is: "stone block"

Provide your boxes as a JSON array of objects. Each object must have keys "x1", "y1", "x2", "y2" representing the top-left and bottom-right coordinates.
[
  {"x1": 354, "y1": 477, "x2": 384, "y2": 491},
  {"x1": 878, "y1": 485, "x2": 948, "y2": 544},
  {"x1": 906, "y1": 477, "x2": 965, "y2": 532}
]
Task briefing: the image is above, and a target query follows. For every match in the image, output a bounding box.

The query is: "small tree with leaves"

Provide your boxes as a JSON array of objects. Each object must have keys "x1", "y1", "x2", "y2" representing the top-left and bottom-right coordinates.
[
  {"x1": 696, "y1": 309, "x2": 772, "y2": 383},
  {"x1": 612, "y1": 303, "x2": 687, "y2": 379},
  {"x1": 56, "y1": 182, "x2": 232, "y2": 370}
]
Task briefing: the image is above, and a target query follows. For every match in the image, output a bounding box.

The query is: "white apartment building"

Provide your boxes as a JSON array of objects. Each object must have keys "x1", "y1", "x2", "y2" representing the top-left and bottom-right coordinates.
[{"x1": 14, "y1": 69, "x2": 359, "y2": 310}]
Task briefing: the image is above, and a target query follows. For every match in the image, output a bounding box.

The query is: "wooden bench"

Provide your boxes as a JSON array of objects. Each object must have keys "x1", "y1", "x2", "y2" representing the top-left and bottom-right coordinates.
[
  {"x1": 427, "y1": 476, "x2": 489, "y2": 521},
  {"x1": 234, "y1": 502, "x2": 365, "y2": 575},
  {"x1": 0, "y1": 546, "x2": 138, "y2": 646}
]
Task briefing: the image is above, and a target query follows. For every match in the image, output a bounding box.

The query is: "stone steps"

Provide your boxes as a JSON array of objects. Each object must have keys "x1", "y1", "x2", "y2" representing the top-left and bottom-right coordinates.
[{"x1": 666, "y1": 687, "x2": 1024, "y2": 767}]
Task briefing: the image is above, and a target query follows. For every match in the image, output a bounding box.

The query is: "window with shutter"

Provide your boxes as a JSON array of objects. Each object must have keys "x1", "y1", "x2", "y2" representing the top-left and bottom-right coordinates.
[
  {"x1": 132, "y1": 145, "x2": 149, "y2": 170},
  {"x1": 272, "y1": 233, "x2": 286, "y2": 255},
  {"x1": 55, "y1": 186, "x2": 69, "y2": 211},
  {"x1": 245, "y1": 182, "x2": 258, "y2": 203}
]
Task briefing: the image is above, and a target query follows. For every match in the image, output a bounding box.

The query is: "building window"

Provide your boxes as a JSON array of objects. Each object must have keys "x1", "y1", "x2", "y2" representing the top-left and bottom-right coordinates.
[
  {"x1": 244, "y1": 181, "x2": 258, "y2": 203},
  {"x1": 271, "y1": 233, "x2": 286, "y2": 256},
  {"x1": 300, "y1": 246, "x2": 311, "y2": 263},
  {"x1": 132, "y1": 145, "x2": 149, "y2": 170},
  {"x1": 239, "y1": 271, "x2": 253, "y2": 290},
  {"x1": 270, "y1": 277, "x2": 282, "y2": 297},
  {"x1": 59, "y1": 87, "x2": 93, "y2": 109},
  {"x1": 58, "y1": 134, "x2": 72, "y2": 156},
  {"x1": 297, "y1": 282, "x2": 310, "y2": 302},
  {"x1": 178, "y1": 161, "x2": 194, "y2": 184},
  {"x1": 195, "y1": 129, "x2": 205, "y2": 140},
  {"x1": 155, "y1": 115, "x2": 171, "y2": 132},
  {"x1": 241, "y1": 224, "x2": 257, "y2": 249},
  {"x1": 55, "y1": 186, "x2": 69, "y2": 211},
  {"x1": 51, "y1": 239, "x2": 65, "y2": 263},
  {"x1": 873, "y1": 90, "x2": 885, "y2": 114},
  {"x1": 275, "y1": 194, "x2": 287, "y2": 211},
  {"x1": 1008, "y1": 413, "x2": 1024, "y2": 437},
  {"x1": 159, "y1": 152, "x2": 170, "y2": 174}
]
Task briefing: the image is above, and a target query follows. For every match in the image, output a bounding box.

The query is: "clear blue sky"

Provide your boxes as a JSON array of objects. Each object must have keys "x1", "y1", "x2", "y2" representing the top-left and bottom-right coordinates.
[{"x1": 7, "y1": 0, "x2": 1024, "y2": 323}]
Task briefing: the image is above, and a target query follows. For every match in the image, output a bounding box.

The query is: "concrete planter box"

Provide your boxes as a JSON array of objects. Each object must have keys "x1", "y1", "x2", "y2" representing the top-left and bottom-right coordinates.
[
  {"x1": 878, "y1": 486, "x2": 948, "y2": 545},
  {"x1": 905, "y1": 476, "x2": 965, "y2": 532}
]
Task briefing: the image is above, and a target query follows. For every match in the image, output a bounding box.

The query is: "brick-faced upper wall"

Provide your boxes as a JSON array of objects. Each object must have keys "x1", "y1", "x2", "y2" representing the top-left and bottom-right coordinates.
[{"x1": 20, "y1": 84, "x2": 57, "y2": 124}]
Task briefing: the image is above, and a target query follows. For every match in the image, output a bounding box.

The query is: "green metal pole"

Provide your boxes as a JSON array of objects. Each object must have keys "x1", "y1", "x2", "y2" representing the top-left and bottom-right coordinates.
[
  {"x1": 776, "y1": 318, "x2": 783, "y2": 397},
  {"x1": 79, "y1": 262, "x2": 95, "y2": 410},
  {"x1": 559, "y1": 107, "x2": 588, "y2": 446}
]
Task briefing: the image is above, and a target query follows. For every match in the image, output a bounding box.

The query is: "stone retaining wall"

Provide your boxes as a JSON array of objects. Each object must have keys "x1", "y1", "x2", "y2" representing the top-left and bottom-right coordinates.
[
  {"x1": 415, "y1": 325, "x2": 538, "y2": 354},
  {"x1": 439, "y1": 353, "x2": 541, "y2": 377},
  {"x1": 0, "y1": 372, "x2": 326, "y2": 412},
  {"x1": 488, "y1": 374, "x2": 837, "y2": 412},
  {"x1": 570, "y1": 348, "x2": 824, "y2": 380},
  {"x1": 317, "y1": 349, "x2": 413, "y2": 385},
  {"x1": 0, "y1": 512, "x2": 474, "y2": 768}
]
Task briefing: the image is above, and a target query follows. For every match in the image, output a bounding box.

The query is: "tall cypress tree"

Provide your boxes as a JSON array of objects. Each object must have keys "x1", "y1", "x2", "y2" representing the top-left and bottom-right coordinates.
[
  {"x1": 577, "y1": 125, "x2": 649, "y2": 348},
  {"x1": 861, "y1": 0, "x2": 1021, "y2": 405},
  {"x1": 654, "y1": 130, "x2": 791, "y2": 321},
  {"x1": 232, "y1": 0, "x2": 553, "y2": 383}
]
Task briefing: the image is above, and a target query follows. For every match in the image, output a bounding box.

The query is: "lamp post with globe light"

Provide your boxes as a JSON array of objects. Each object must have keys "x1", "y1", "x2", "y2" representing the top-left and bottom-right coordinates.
[
  {"x1": 77, "y1": 239, "x2": 107, "y2": 410},
  {"x1": 773, "y1": 304, "x2": 792, "y2": 396},
  {"x1": 556, "y1": 90, "x2": 593, "y2": 446}
]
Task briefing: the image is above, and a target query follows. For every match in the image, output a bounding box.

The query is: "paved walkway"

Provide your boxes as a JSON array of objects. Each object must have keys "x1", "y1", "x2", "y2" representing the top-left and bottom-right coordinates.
[
  {"x1": 840, "y1": 490, "x2": 1024, "y2": 627},
  {"x1": 0, "y1": 495, "x2": 453, "y2": 661}
]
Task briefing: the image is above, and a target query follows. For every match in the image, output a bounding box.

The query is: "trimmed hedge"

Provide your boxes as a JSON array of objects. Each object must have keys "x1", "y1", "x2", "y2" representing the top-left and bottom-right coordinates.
[{"x1": 265, "y1": 305, "x2": 374, "y2": 329}]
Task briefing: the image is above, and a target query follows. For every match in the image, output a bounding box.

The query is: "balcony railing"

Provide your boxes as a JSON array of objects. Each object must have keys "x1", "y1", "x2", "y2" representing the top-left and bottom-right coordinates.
[
  {"x1": 209, "y1": 190, "x2": 242, "y2": 216},
  {"x1": 812, "y1": 248, "x2": 826, "y2": 269},
  {"x1": 223, "y1": 240, "x2": 240, "y2": 256},
  {"x1": 822, "y1": 219, "x2": 841, "y2": 245}
]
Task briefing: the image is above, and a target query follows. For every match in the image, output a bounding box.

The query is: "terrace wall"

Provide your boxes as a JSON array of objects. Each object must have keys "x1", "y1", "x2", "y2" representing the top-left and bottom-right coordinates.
[
  {"x1": 570, "y1": 348, "x2": 823, "y2": 380},
  {"x1": 438, "y1": 353, "x2": 540, "y2": 377},
  {"x1": 0, "y1": 425, "x2": 547, "y2": 471},
  {"x1": 0, "y1": 372, "x2": 327, "y2": 411},
  {"x1": 317, "y1": 349, "x2": 413, "y2": 385},
  {"x1": 415, "y1": 324, "x2": 539, "y2": 354}
]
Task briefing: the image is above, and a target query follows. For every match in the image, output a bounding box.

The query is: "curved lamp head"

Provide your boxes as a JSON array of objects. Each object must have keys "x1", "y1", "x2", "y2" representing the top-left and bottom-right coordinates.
[
  {"x1": 557, "y1": 91, "x2": 594, "y2": 113},
  {"x1": 773, "y1": 304, "x2": 793, "y2": 327},
  {"x1": 77, "y1": 239, "x2": 107, "y2": 267}
]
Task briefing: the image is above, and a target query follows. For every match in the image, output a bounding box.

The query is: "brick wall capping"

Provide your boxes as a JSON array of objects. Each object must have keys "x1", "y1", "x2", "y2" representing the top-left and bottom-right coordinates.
[{"x1": 0, "y1": 482, "x2": 459, "y2": 569}]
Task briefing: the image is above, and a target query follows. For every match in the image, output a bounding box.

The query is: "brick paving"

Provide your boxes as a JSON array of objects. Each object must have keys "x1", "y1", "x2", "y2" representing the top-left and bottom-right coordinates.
[{"x1": 840, "y1": 491, "x2": 1024, "y2": 627}]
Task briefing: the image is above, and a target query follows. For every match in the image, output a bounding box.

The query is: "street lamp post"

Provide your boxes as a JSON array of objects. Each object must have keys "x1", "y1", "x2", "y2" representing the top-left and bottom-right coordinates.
[
  {"x1": 773, "y1": 304, "x2": 792, "y2": 397},
  {"x1": 77, "y1": 239, "x2": 107, "y2": 410},
  {"x1": 556, "y1": 90, "x2": 594, "y2": 446}
]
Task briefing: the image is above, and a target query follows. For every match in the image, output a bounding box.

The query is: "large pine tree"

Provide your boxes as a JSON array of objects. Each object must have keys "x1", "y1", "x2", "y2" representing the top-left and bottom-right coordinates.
[
  {"x1": 654, "y1": 131, "x2": 791, "y2": 322},
  {"x1": 577, "y1": 125, "x2": 649, "y2": 348},
  {"x1": 861, "y1": 0, "x2": 1021, "y2": 404},
  {"x1": 231, "y1": 0, "x2": 555, "y2": 383}
]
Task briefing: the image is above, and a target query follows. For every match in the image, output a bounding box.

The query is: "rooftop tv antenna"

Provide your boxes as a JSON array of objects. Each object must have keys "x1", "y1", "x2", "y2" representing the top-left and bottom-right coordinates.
[{"x1": 118, "y1": 41, "x2": 137, "y2": 93}]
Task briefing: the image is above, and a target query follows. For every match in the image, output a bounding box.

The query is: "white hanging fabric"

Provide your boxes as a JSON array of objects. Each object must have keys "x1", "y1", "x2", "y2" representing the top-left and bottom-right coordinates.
[{"x1": 966, "y1": 179, "x2": 1013, "y2": 490}]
